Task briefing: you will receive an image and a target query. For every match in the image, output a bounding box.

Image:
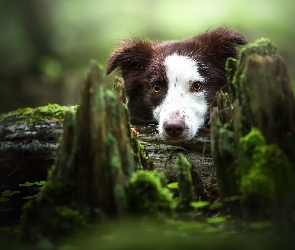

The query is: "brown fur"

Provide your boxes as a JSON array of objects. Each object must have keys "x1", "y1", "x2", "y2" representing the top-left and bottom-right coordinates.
[{"x1": 107, "y1": 27, "x2": 247, "y2": 122}]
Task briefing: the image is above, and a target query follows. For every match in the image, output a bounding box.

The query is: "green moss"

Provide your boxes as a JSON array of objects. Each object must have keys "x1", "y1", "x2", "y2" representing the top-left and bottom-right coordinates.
[
  {"x1": 20, "y1": 163, "x2": 86, "y2": 242},
  {"x1": 240, "y1": 128, "x2": 266, "y2": 156},
  {"x1": 126, "y1": 170, "x2": 175, "y2": 216},
  {"x1": 129, "y1": 128, "x2": 152, "y2": 170},
  {"x1": 140, "y1": 144, "x2": 150, "y2": 161},
  {"x1": 53, "y1": 205, "x2": 86, "y2": 229},
  {"x1": 228, "y1": 38, "x2": 278, "y2": 100},
  {"x1": 20, "y1": 108, "x2": 87, "y2": 242},
  {"x1": 216, "y1": 126, "x2": 236, "y2": 155},
  {"x1": 0, "y1": 103, "x2": 77, "y2": 126},
  {"x1": 226, "y1": 57, "x2": 239, "y2": 84},
  {"x1": 239, "y1": 128, "x2": 294, "y2": 214},
  {"x1": 21, "y1": 200, "x2": 86, "y2": 242},
  {"x1": 176, "y1": 153, "x2": 195, "y2": 211},
  {"x1": 106, "y1": 133, "x2": 121, "y2": 169},
  {"x1": 240, "y1": 38, "x2": 277, "y2": 59}
]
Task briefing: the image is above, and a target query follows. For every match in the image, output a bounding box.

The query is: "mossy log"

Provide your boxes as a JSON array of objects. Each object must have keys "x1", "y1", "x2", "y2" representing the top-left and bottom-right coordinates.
[
  {"x1": 0, "y1": 110, "x2": 212, "y2": 186},
  {"x1": 211, "y1": 38, "x2": 295, "y2": 226},
  {"x1": 0, "y1": 105, "x2": 77, "y2": 224},
  {"x1": 0, "y1": 82, "x2": 212, "y2": 225},
  {"x1": 0, "y1": 102, "x2": 212, "y2": 226},
  {"x1": 0, "y1": 104, "x2": 76, "y2": 188}
]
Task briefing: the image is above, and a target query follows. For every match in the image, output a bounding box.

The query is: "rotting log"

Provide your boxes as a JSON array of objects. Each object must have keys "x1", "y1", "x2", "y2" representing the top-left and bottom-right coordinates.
[
  {"x1": 0, "y1": 109, "x2": 212, "y2": 222},
  {"x1": 0, "y1": 91, "x2": 213, "y2": 225},
  {"x1": 133, "y1": 125, "x2": 213, "y2": 183},
  {"x1": 211, "y1": 38, "x2": 295, "y2": 228},
  {"x1": 0, "y1": 105, "x2": 77, "y2": 225},
  {"x1": 0, "y1": 111, "x2": 213, "y2": 187},
  {"x1": 0, "y1": 105, "x2": 212, "y2": 225},
  {"x1": 0, "y1": 104, "x2": 76, "y2": 188}
]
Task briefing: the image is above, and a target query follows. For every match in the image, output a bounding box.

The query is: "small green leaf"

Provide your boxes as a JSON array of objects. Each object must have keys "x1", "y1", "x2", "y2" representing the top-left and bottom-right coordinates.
[
  {"x1": 2, "y1": 190, "x2": 12, "y2": 197},
  {"x1": 23, "y1": 196, "x2": 33, "y2": 200},
  {"x1": 23, "y1": 194, "x2": 39, "y2": 200},
  {"x1": 207, "y1": 216, "x2": 227, "y2": 224},
  {"x1": 34, "y1": 181, "x2": 46, "y2": 186},
  {"x1": 1, "y1": 190, "x2": 20, "y2": 197},
  {"x1": 167, "y1": 182, "x2": 179, "y2": 189},
  {"x1": 10, "y1": 190, "x2": 20, "y2": 196},
  {"x1": 190, "y1": 201, "x2": 209, "y2": 209},
  {"x1": 19, "y1": 182, "x2": 34, "y2": 187}
]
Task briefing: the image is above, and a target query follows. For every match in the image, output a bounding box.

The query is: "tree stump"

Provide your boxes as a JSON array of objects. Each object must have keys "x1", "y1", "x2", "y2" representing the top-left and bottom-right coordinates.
[
  {"x1": 19, "y1": 62, "x2": 182, "y2": 241},
  {"x1": 211, "y1": 38, "x2": 295, "y2": 228}
]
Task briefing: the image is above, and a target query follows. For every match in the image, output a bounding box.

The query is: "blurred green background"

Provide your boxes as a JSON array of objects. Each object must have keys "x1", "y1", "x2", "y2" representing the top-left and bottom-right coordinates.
[{"x1": 0, "y1": 0, "x2": 294, "y2": 113}]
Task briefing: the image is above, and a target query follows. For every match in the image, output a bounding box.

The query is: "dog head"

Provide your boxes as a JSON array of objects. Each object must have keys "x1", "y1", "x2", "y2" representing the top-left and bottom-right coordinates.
[{"x1": 107, "y1": 27, "x2": 247, "y2": 142}]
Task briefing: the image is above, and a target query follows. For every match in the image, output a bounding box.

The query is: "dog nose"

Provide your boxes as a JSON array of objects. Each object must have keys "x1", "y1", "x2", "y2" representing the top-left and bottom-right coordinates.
[{"x1": 163, "y1": 119, "x2": 185, "y2": 138}]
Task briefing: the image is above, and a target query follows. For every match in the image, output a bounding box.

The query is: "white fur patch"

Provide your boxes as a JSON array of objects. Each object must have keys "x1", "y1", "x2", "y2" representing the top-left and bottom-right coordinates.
[{"x1": 153, "y1": 53, "x2": 207, "y2": 142}]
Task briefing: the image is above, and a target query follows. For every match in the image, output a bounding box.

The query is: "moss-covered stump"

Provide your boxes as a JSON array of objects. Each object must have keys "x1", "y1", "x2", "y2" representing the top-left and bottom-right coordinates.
[
  {"x1": 20, "y1": 61, "x2": 176, "y2": 242},
  {"x1": 176, "y1": 153, "x2": 195, "y2": 211},
  {"x1": 211, "y1": 38, "x2": 295, "y2": 227}
]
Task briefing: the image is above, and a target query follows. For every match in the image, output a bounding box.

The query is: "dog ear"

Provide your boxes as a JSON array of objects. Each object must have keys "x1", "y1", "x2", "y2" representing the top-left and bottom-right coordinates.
[
  {"x1": 196, "y1": 27, "x2": 247, "y2": 60},
  {"x1": 106, "y1": 39, "x2": 154, "y2": 75}
]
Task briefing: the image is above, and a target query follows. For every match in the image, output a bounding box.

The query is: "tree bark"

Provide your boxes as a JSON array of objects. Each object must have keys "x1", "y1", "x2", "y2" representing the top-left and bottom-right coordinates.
[
  {"x1": 211, "y1": 38, "x2": 295, "y2": 227},
  {"x1": 0, "y1": 105, "x2": 76, "y2": 189},
  {"x1": 0, "y1": 105, "x2": 213, "y2": 193}
]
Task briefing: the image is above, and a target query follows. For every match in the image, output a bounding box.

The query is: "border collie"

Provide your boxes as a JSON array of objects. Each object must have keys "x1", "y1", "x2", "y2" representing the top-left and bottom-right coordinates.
[{"x1": 107, "y1": 27, "x2": 247, "y2": 142}]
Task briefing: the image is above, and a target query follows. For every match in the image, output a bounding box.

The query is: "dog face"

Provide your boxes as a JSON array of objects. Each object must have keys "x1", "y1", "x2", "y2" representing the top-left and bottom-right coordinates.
[{"x1": 107, "y1": 27, "x2": 247, "y2": 142}]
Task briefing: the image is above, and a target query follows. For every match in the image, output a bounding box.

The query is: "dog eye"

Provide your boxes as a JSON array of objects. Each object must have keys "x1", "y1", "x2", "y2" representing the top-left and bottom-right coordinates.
[
  {"x1": 152, "y1": 83, "x2": 161, "y2": 93},
  {"x1": 191, "y1": 81, "x2": 203, "y2": 92}
]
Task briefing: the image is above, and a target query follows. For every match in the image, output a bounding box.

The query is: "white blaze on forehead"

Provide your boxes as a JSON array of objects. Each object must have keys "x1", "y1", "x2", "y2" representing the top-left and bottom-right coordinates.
[
  {"x1": 164, "y1": 53, "x2": 205, "y2": 84},
  {"x1": 152, "y1": 53, "x2": 208, "y2": 141}
]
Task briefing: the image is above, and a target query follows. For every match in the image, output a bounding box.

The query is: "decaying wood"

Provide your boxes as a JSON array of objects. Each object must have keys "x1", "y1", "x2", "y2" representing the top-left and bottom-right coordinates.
[
  {"x1": 0, "y1": 119, "x2": 62, "y2": 188},
  {"x1": 0, "y1": 99, "x2": 213, "y2": 226},
  {"x1": 211, "y1": 38, "x2": 295, "y2": 225},
  {"x1": 0, "y1": 105, "x2": 213, "y2": 194},
  {"x1": 133, "y1": 124, "x2": 213, "y2": 183}
]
